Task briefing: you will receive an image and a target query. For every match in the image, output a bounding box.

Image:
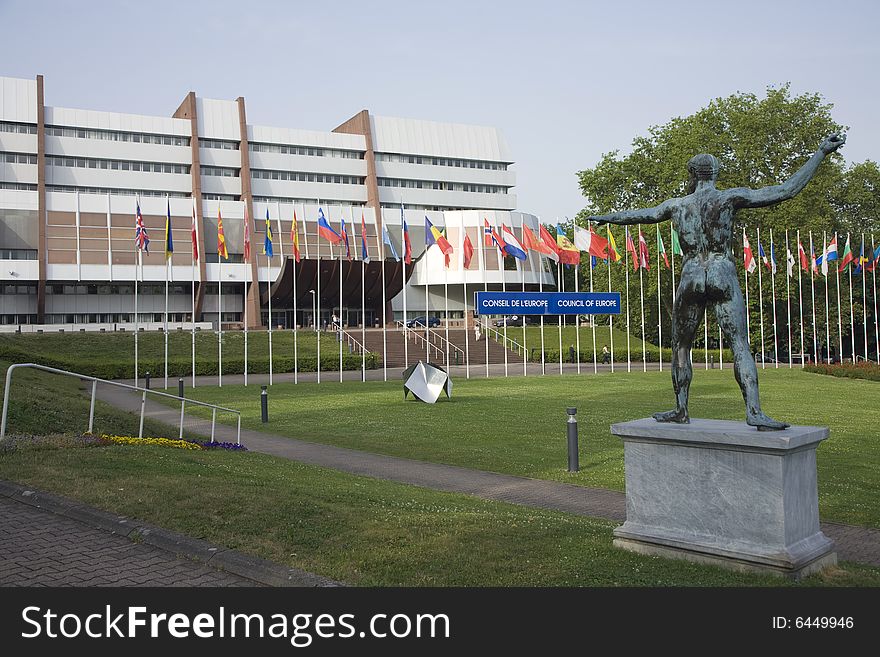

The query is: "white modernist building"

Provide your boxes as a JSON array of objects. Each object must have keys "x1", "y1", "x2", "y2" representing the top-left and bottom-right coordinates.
[{"x1": 0, "y1": 74, "x2": 554, "y2": 331}]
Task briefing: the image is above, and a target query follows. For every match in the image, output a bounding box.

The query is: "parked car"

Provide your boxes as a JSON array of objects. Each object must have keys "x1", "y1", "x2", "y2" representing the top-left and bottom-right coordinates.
[
  {"x1": 406, "y1": 316, "x2": 440, "y2": 328},
  {"x1": 493, "y1": 315, "x2": 525, "y2": 327}
]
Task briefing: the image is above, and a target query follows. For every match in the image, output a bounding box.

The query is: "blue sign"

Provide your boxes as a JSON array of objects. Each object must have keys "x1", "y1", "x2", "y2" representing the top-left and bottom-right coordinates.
[{"x1": 475, "y1": 291, "x2": 621, "y2": 316}]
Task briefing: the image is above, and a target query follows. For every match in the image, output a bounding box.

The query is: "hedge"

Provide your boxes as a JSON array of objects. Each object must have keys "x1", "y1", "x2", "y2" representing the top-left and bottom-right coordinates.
[{"x1": 804, "y1": 363, "x2": 880, "y2": 382}]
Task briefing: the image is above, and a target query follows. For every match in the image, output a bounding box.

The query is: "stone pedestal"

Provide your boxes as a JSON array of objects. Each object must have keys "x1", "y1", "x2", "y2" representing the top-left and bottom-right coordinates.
[{"x1": 611, "y1": 418, "x2": 836, "y2": 578}]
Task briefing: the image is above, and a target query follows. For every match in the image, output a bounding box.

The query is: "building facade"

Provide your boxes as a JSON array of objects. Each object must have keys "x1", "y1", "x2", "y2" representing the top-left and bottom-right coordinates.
[{"x1": 0, "y1": 75, "x2": 553, "y2": 330}]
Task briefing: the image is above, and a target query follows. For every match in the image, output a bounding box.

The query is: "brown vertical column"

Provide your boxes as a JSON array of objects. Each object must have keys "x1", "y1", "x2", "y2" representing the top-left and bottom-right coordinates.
[
  {"x1": 333, "y1": 110, "x2": 381, "y2": 235},
  {"x1": 172, "y1": 92, "x2": 208, "y2": 319},
  {"x1": 35, "y1": 75, "x2": 46, "y2": 323},
  {"x1": 237, "y1": 97, "x2": 262, "y2": 328}
]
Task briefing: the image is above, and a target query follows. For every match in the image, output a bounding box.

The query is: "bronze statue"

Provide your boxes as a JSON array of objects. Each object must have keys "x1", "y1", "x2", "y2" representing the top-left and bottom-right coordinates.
[{"x1": 591, "y1": 134, "x2": 846, "y2": 430}]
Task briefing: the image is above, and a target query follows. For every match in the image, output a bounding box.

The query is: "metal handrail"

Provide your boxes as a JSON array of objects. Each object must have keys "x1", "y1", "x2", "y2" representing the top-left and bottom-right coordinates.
[
  {"x1": 330, "y1": 322, "x2": 371, "y2": 355},
  {"x1": 396, "y1": 321, "x2": 447, "y2": 361},
  {"x1": 481, "y1": 319, "x2": 526, "y2": 355},
  {"x1": 425, "y1": 327, "x2": 466, "y2": 362},
  {"x1": 1, "y1": 363, "x2": 241, "y2": 444}
]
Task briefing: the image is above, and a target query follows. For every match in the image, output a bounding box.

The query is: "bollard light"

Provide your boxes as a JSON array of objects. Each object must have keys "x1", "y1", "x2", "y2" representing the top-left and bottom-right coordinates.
[
  {"x1": 144, "y1": 371, "x2": 151, "y2": 390},
  {"x1": 260, "y1": 385, "x2": 269, "y2": 423},
  {"x1": 567, "y1": 407, "x2": 579, "y2": 472},
  {"x1": 178, "y1": 377, "x2": 184, "y2": 399}
]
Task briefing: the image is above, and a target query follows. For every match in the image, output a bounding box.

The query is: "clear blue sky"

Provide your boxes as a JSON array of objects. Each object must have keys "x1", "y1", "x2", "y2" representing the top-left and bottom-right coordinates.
[{"x1": 1, "y1": 0, "x2": 877, "y2": 220}]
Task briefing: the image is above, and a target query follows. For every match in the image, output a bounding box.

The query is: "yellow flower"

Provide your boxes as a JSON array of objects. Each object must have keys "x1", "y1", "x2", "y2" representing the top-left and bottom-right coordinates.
[{"x1": 101, "y1": 435, "x2": 203, "y2": 450}]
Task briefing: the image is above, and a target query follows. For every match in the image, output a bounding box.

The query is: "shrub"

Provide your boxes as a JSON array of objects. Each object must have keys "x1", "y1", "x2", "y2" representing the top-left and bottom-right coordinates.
[{"x1": 804, "y1": 362, "x2": 880, "y2": 382}]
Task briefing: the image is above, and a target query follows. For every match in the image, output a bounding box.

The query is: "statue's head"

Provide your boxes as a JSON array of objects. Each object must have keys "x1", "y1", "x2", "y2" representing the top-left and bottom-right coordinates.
[{"x1": 686, "y1": 154, "x2": 720, "y2": 193}]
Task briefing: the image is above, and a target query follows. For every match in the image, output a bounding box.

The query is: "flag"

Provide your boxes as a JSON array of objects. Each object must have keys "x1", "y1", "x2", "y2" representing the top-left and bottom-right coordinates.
[
  {"x1": 403, "y1": 220, "x2": 412, "y2": 265},
  {"x1": 340, "y1": 216, "x2": 351, "y2": 260},
  {"x1": 360, "y1": 213, "x2": 370, "y2": 263},
  {"x1": 164, "y1": 198, "x2": 173, "y2": 259},
  {"x1": 264, "y1": 208, "x2": 274, "y2": 257},
  {"x1": 191, "y1": 197, "x2": 199, "y2": 262},
  {"x1": 866, "y1": 243, "x2": 880, "y2": 272},
  {"x1": 317, "y1": 207, "x2": 342, "y2": 244},
  {"x1": 523, "y1": 224, "x2": 556, "y2": 259},
  {"x1": 554, "y1": 224, "x2": 580, "y2": 266},
  {"x1": 135, "y1": 199, "x2": 150, "y2": 253},
  {"x1": 638, "y1": 229, "x2": 650, "y2": 271},
  {"x1": 658, "y1": 230, "x2": 670, "y2": 268},
  {"x1": 462, "y1": 232, "x2": 474, "y2": 269},
  {"x1": 291, "y1": 209, "x2": 301, "y2": 263},
  {"x1": 574, "y1": 225, "x2": 608, "y2": 259},
  {"x1": 607, "y1": 227, "x2": 621, "y2": 262},
  {"x1": 573, "y1": 225, "x2": 592, "y2": 252},
  {"x1": 811, "y1": 242, "x2": 818, "y2": 275},
  {"x1": 743, "y1": 230, "x2": 756, "y2": 274},
  {"x1": 425, "y1": 217, "x2": 454, "y2": 256},
  {"x1": 501, "y1": 224, "x2": 527, "y2": 260},
  {"x1": 769, "y1": 243, "x2": 777, "y2": 274},
  {"x1": 670, "y1": 227, "x2": 683, "y2": 256},
  {"x1": 217, "y1": 208, "x2": 228, "y2": 260},
  {"x1": 786, "y1": 247, "x2": 795, "y2": 277},
  {"x1": 759, "y1": 241, "x2": 769, "y2": 269},
  {"x1": 625, "y1": 228, "x2": 639, "y2": 271},
  {"x1": 838, "y1": 235, "x2": 853, "y2": 272},
  {"x1": 538, "y1": 224, "x2": 561, "y2": 262},
  {"x1": 798, "y1": 240, "x2": 808, "y2": 272},
  {"x1": 382, "y1": 224, "x2": 400, "y2": 262},
  {"x1": 484, "y1": 218, "x2": 506, "y2": 253},
  {"x1": 243, "y1": 204, "x2": 251, "y2": 261},
  {"x1": 854, "y1": 238, "x2": 865, "y2": 274}
]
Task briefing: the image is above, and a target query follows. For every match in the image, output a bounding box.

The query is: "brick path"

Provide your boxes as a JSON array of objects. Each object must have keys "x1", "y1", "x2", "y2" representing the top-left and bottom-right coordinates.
[
  {"x1": 98, "y1": 386, "x2": 880, "y2": 568},
  {"x1": 0, "y1": 496, "x2": 254, "y2": 587}
]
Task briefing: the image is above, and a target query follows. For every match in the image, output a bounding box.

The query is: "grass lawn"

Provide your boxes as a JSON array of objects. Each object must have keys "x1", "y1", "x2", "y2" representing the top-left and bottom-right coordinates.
[
  {"x1": 1, "y1": 443, "x2": 877, "y2": 586},
  {"x1": 170, "y1": 368, "x2": 880, "y2": 528}
]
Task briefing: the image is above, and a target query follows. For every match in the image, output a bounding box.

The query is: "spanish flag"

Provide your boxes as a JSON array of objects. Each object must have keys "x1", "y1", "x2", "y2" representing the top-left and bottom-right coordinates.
[
  {"x1": 217, "y1": 208, "x2": 229, "y2": 260},
  {"x1": 291, "y1": 210, "x2": 301, "y2": 263}
]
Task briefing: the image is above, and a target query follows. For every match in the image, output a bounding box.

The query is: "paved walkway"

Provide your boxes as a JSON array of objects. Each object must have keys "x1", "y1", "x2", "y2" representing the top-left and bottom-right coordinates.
[
  {"x1": 98, "y1": 386, "x2": 880, "y2": 568},
  {"x1": 0, "y1": 495, "x2": 253, "y2": 586}
]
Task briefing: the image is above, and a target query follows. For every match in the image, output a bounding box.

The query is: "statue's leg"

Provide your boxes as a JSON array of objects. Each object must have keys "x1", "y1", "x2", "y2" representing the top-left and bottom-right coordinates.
[
  {"x1": 654, "y1": 276, "x2": 703, "y2": 423},
  {"x1": 715, "y1": 284, "x2": 789, "y2": 430}
]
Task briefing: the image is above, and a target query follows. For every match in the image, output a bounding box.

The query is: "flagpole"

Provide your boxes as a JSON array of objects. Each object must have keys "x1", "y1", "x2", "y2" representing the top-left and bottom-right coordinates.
[
  {"x1": 268, "y1": 211, "x2": 274, "y2": 387},
  {"x1": 425, "y1": 224, "x2": 430, "y2": 366},
  {"x1": 520, "y1": 222, "x2": 528, "y2": 376},
  {"x1": 501, "y1": 221, "x2": 509, "y2": 378},
  {"x1": 861, "y1": 233, "x2": 868, "y2": 362},
  {"x1": 293, "y1": 206, "x2": 299, "y2": 385},
  {"x1": 624, "y1": 227, "x2": 631, "y2": 373},
  {"x1": 574, "y1": 256, "x2": 581, "y2": 375},
  {"x1": 785, "y1": 230, "x2": 792, "y2": 368},
  {"x1": 164, "y1": 197, "x2": 170, "y2": 390},
  {"x1": 809, "y1": 231, "x2": 818, "y2": 364},
  {"x1": 538, "y1": 221, "x2": 546, "y2": 376},
  {"x1": 757, "y1": 227, "x2": 765, "y2": 369},
  {"x1": 657, "y1": 224, "x2": 663, "y2": 373},
  {"x1": 401, "y1": 202, "x2": 409, "y2": 369},
  {"x1": 607, "y1": 229, "x2": 614, "y2": 373},
  {"x1": 481, "y1": 217, "x2": 489, "y2": 378},
  {"x1": 770, "y1": 229, "x2": 778, "y2": 368},
  {"x1": 218, "y1": 231, "x2": 223, "y2": 388},
  {"x1": 243, "y1": 202, "x2": 249, "y2": 387},
  {"x1": 835, "y1": 232, "x2": 843, "y2": 363},
  {"x1": 823, "y1": 231, "x2": 830, "y2": 363},
  {"x1": 557, "y1": 259, "x2": 563, "y2": 375},
  {"x1": 339, "y1": 209, "x2": 344, "y2": 383},
  {"x1": 316, "y1": 199, "x2": 322, "y2": 384},
  {"x1": 380, "y1": 208, "x2": 388, "y2": 382},
  {"x1": 639, "y1": 226, "x2": 646, "y2": 372},
  {"x1": 134, "y1": 195, "x2": 139, "y2": 386},
  {"x1": 743, "y1": 230, "x2": 750, "y2": 348},
  {"x1": 847, "y1": 233, "x2": 855, "y2": 363},
  {"x1": 797, "y1": 230, "x2": 804, "y2": 367},
  {"x1": 462, "y1": 215, "x2": 470, "y2": 379},
  {"x1": 872, "y1": 233, "x2": 879, "y2": 365},
  {"x1": 360, "y1": 213, "x2": 366, "y2": 382},
  {"x1": 589, "y1": 222, "x2": 597, "y2": 374},
  {"x1": 191, "y1": 197, "x2": 197, "y2": 388},
  {"x1": 444, "y1": 229, "x2": 450, "y2": 369}
]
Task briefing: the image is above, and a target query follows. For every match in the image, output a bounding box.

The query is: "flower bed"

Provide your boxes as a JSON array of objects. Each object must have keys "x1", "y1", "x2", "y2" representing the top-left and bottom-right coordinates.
[
  {"x1": 100, "y1": 434, "x2": 247, "y2": 451},
  {"x1": 804, "y1": 362, "x2": 880, "y2": 382}
]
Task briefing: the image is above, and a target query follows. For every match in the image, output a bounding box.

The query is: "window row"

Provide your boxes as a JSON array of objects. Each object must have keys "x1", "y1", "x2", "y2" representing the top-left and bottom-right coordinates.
[
  {"x1": 201, "y1": 166, "x2": 240, "y2": 177},
  {"x1": 0, "y1": 121, "x2": 37, "y2": 135},
  {"x1": 46, "y1": 154, "x2": 190, "y2": 174},
  {"x1": 200, "y1": 138, "x2": 239, "y2": 150},
  {"x1": 0, "y1": 284, "x2": 36, "y2": 295},
  {"x1": 375, "y1": 152, "x2": 508, "y2": 171},
  {"x1": 0, "y1": 249, "x2": 37, "y2": 260},
  {"x1": 0, "y1": 314, "x2": 37, "y2": 325},
  {"x1": 0, "y1": 182, "x2": 37, "y2": 191},
  {"x1": 252, "y1": 195, "x2": 365, "y2": 206},
  {"x1": 202, "y1": 193, "x2": 238, "y2": 201},
  {"x1": 47, "y1": 185, "x2": 189, "y2": 198},
  {"x1": 47, "y1": 283, "x2": 196, "y2": 295},
  {"x1": 251, "y1": 169, "x2": 364, "y2": 185},
  {"x1": 2, "y1": 152, "x2": 37, "y2": 164},
  {"x1": 42, "y1": 313, "x2": 200, "y2": 324},
  {"x1": 249, "y1": 143, "x2": 363, "y2": 159},
  {"x1": 377, "y1": 178, "x2": 509, "y2": 194},
  {"x1": 46, "y1": 125, "x2": 190, "y2": 146}
]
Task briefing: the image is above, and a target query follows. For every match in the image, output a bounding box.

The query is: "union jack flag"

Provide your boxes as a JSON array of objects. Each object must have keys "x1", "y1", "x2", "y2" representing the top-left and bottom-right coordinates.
[{"x1": 135, "y1": 199, "x2": 150, "y2": 253}]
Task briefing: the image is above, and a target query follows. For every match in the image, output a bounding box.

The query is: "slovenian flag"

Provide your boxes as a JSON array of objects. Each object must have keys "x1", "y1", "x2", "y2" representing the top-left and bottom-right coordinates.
[
  {"x1": 317, "y1": 207, "x2": 342, "y2": 244},
  {"x1": 340, "y1": 216, "x2": 351, "y2": 261},
  {"x1": 501, "y1": 224, "x2": 527, "y2": 260}
]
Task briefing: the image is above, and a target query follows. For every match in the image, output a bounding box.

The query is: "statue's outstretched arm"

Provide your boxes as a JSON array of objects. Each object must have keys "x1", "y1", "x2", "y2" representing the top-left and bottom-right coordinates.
[
  {"x1": 727, "y1": 134, "x2": 845, "y2": 209},
  {"x1": 590, "y1": 199, "x2": 674, "y2": 226}
]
